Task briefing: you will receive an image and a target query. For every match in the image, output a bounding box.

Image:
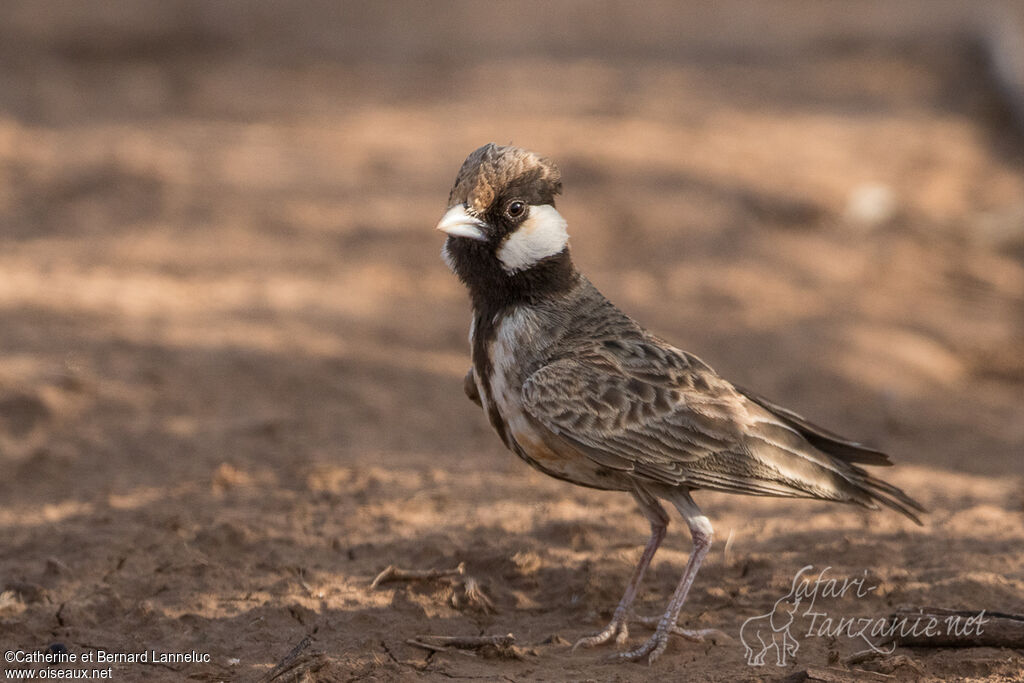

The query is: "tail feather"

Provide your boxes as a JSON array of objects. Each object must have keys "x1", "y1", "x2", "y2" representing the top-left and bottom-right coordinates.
[{"x1": 857, "y1": 470, "x2": 926, "y2": 526}]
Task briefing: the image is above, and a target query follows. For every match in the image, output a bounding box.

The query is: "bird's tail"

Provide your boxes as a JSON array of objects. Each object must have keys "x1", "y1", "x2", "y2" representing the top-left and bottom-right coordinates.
[
  {"x1": 738, "y1": 386, "x2": 926, "y2": 524},
  {"x1": 856, "y1": 469, "x2": 926, "y2": 526}
]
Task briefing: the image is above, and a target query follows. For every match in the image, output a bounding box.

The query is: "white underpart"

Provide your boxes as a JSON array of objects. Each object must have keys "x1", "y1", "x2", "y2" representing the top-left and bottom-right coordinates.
[
  {"x1": 496, "y1": 204, "x2": 569, "y2": 273},
  {"x1": 484, "y1": 307, "x2": 614, "y2": 487},
  {"x1": 472, "y1": 306, "x2": 540, "y2": 428},
  {"x1": 490, "y1": 308, "x2": 544, "y2": 440}
]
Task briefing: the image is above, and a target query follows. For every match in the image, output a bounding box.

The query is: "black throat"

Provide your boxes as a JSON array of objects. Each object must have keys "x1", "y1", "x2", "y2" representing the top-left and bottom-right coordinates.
[
  {"x1": 448, "y1": 240, "x2": 579, "y2": 320},
  {"x1": 447, "y1": 240, "x2": 578, "y2": 449}
]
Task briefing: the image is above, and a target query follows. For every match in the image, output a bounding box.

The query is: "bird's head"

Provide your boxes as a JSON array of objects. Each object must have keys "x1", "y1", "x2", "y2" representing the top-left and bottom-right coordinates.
[{"x1": 436, "y1": 144, "x2": 574, "y2": 301}]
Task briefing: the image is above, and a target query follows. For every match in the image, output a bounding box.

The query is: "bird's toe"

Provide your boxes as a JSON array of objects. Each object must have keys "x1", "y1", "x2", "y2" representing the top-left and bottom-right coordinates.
[
  {"x1": 631, "y1": 614, "x2": 728, "y2": 642},
  {"x1": 613, "y1": 631, "x2": 663, "y2": 663},
  {"x1": 614, "y1": 624, "x2": 726, "y2": 662},
  {"x1": 573, "y1": 616, "x2": 628, "y2": 652},
  {"x1": 673, "y1": 627, "x2": 728, "y2": 643}
]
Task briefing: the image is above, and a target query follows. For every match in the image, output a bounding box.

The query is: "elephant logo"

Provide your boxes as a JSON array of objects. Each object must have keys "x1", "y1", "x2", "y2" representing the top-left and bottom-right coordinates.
[{"x1": 739, "y1": 566, "x2": 810, "y2": 666}]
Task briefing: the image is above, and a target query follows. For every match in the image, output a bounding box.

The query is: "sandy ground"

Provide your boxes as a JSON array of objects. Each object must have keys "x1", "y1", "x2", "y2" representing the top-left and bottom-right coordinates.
[{"x1": 1, "y1": 2, "x2": 1023, "y2": 681}]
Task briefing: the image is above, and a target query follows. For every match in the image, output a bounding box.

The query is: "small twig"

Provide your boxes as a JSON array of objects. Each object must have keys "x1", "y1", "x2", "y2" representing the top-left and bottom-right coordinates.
[
  {"x1": 260, "y1": 636, "x2": 312, "y2": 682},
  {"x1": 410, "y1": 634, "x2": 515, "y2": 649},
  {"x1": 407, "y1": 639, "x2": 475, "y2": 654},
  {"x1": 371, "y1": 562, "x2": 465, "y2": 589},
  {"x1": 293, "y1": 567, "x2": 318, "y2": 598},
  {"x1": 843, "y1": 650, "x2": 880, "y2": 666},
  {"x1": 841, "y1": 652, "x2": 924, "y2": 676},
  {"x1": 370, "y1": 562, "x2": 496, "y2": 614},
  {"x1": 455, "y1": 576, "x2": 496, "y2": 614},
  {"x1": 406, "y1": 634, "x2": 526, "y2": 660},
  {"x1": 722, "y1": 527, "x2": 735, "y2": 564}
]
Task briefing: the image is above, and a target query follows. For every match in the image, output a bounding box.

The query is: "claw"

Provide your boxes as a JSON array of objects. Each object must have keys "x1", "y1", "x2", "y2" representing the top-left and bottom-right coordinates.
[{"x1": 573, "y1": 614, "x2": 629, "y2": 651}]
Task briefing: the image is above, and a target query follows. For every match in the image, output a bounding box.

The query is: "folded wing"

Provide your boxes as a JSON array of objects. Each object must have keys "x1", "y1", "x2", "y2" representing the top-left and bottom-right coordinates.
[{"x1": 522, "y1": 339, "x2": 923, "y2": 524}]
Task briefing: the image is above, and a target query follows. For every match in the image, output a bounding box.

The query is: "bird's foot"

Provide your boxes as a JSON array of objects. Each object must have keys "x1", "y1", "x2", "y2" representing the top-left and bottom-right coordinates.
[
  {"x1": 572, "y1": 611, "x2": 630, "y2": 651},
  {"x1": 630, "y1": 614, "x2": 725, "y2": 641},
  {"x1": 615, "y1": 624, "x2": 672, "y2": 664},
  {"x1": 615, "y1": 618, "x2": 725, "y2": 664}
]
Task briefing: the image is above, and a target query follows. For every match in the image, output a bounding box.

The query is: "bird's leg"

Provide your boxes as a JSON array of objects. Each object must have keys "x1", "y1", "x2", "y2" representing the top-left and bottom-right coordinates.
[
  {"x1": 618, "y1": 490, "x2": 715, "y2": 664},
  {"x1": 573, "y1": 489, "x2": 669, "y2": 651}
]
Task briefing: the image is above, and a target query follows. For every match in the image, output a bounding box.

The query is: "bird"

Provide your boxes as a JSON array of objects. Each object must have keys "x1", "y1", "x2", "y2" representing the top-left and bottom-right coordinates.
[{"x1": 435, "y1": 143, "x2": 924, "y2": 663}]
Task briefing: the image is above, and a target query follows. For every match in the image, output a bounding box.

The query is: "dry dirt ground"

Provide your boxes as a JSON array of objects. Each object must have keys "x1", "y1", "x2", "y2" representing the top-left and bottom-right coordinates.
[{"x1": 1, "y1": 2, "x2": 1023, "y2": 681}]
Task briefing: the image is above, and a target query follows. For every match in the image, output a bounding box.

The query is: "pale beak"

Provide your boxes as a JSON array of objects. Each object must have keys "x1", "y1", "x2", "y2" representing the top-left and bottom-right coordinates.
[{"x1": 435, "y1": 205, "x2": 488, "y2": 241}]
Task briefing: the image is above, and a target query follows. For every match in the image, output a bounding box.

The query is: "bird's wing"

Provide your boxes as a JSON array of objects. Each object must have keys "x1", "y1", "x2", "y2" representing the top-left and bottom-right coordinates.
[
  {"x1": 734, "y1": 385, "x2": 891, "y2": 466},
  {"x1": 522, "y1": 337, "x2": 897, "y2": 504}
]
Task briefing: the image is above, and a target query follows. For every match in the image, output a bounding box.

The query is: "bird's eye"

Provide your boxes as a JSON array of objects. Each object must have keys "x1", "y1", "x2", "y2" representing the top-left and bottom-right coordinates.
[{"x1": 505, "y1": 200, "x2": 526, "y2": 219}]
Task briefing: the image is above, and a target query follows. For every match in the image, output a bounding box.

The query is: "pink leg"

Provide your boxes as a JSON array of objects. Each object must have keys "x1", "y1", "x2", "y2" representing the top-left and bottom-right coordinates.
[
  {"x1": 618, "y1": 489, "x2": 717, "y2": 664},
  {"x1": 573, "y1": 488, "x2": 669, "y2": 650}
]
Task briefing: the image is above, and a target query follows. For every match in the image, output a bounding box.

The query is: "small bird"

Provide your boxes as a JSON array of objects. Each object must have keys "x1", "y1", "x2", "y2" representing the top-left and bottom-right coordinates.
[{"x1": 435, "y1": 143, "x2": 924, "y2": 663}]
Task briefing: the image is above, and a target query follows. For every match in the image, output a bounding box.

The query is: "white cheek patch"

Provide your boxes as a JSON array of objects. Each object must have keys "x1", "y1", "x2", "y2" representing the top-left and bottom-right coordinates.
[{"x1": 496, "y1": 204, "x2": 569, "y2": 273}]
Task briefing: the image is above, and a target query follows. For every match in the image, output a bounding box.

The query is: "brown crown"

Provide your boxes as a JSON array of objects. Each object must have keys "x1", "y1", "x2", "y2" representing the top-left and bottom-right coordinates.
[{"x1": 448, "y1": 143, "x2": 562, "y2": 214}]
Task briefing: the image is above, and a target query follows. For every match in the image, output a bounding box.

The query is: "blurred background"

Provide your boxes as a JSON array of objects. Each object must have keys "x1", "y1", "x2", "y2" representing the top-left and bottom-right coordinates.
[{"x1": 1, "y1": 2, "x2": 1022, "y2": 680}]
